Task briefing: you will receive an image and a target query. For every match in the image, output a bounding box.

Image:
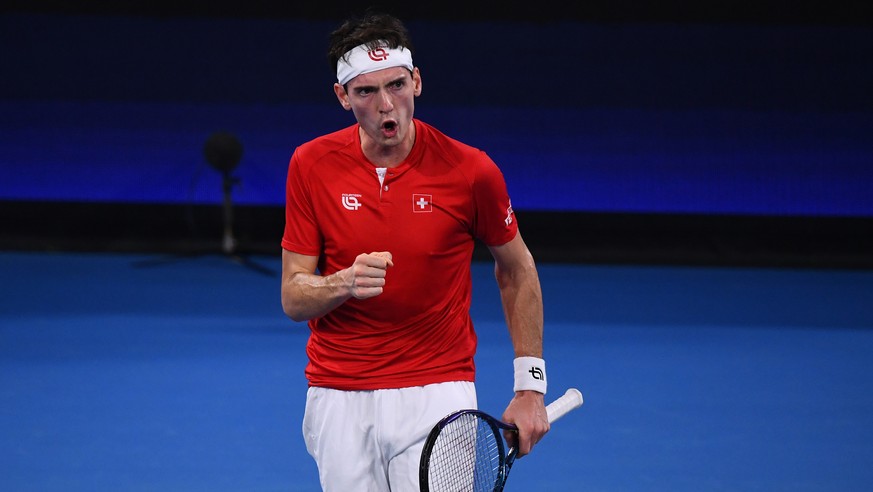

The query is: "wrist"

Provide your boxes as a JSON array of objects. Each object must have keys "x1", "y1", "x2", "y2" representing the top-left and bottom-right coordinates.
[
  {"x1": 331, "y1": 268, "x2": 355, "y2": 298},
  {"x1": 513, "y1": 356, "x2": 547, "y2": 394}
]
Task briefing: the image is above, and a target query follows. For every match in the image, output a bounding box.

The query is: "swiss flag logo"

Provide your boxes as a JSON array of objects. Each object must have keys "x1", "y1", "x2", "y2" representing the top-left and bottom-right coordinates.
[{"x1": 412, "y1": 194, "x2": 432, "y2": 213}]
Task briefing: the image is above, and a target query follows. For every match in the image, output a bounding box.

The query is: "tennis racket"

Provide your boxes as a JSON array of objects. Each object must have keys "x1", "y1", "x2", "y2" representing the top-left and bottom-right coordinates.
[{"x1": 419, "y1": 387, "x2": 583, "y2": 492}]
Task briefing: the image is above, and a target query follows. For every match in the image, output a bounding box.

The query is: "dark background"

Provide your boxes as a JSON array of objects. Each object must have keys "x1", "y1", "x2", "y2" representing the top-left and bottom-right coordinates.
[
  {"x1": 7, "y1": 1, "x2": 873, "y2": 25},
  {"x1": 2, "y1": 1, "x2": 872, "y2": 267}
]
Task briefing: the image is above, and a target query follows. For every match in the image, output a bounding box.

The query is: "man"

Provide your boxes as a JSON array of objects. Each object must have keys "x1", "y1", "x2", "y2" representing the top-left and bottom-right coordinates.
[{"x1": 281, "y1": 12, "x2": 549, "y2": 491}]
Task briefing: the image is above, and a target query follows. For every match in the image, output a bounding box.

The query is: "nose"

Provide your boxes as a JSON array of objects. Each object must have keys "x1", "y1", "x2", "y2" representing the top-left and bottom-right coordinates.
[{"x1": 378, "y1": 91, "x2": 394, "y2": 113}]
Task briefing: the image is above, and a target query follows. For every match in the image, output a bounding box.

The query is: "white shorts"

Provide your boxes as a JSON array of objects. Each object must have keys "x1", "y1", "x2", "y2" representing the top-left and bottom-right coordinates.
[{"x1": 302, "y1": 381, "x2": 477, "y2": 492}]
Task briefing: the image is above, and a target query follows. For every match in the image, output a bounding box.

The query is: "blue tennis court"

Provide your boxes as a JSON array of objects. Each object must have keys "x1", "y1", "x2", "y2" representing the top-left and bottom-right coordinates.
[{"x1": 2, "y1": 251, "x2": 872, "y2": 491}]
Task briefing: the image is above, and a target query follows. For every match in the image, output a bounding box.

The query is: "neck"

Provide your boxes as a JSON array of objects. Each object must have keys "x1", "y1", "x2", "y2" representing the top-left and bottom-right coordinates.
[{"x1": 359, "y1": 122, "x2": 416, "y2": 168}]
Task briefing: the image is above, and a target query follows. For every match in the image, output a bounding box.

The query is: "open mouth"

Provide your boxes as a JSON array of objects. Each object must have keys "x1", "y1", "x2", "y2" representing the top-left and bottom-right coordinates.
[{"x1": 381, "y1": 120, "x2": 398, "y2": 137}]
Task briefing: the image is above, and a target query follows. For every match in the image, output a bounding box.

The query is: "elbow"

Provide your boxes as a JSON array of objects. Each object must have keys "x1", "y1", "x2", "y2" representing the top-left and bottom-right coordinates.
[
  {"x1": 283, "y1": 307, "x2": 309, "y2": 324},
  {"x1": 494, "y1": 254, "x2": 537, "y2": 286},
  {"x1": 282, "y1": 300, "x2": 308, "y2": 323},
  {"x1": 281, "y1": 290, "x2": 309, "y2": 323}
]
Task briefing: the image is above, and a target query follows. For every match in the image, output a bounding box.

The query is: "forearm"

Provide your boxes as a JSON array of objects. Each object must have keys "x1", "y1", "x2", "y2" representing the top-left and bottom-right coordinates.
[
  {"x1": 282, "y1": 269, "x2": 353, "y2": 322},
  {"x1": 281, "y1": 250, "x2": 393, "y2": 322},
  {"x1": 495, "y1": 255, "x2": 544, "y2": 358}
]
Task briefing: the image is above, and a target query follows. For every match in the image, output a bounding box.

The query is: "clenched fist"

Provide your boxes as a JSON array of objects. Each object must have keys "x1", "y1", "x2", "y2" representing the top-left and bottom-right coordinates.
[{"x1": 344, "y1": 251, "x2": 394, "y2": 299}]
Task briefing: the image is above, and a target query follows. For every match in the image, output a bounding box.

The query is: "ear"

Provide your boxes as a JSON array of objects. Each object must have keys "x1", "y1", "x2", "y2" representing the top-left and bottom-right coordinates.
[
  {"x1": 412, "y1": 67, "x2": 422, "y2": 97},
  {"x1": 334, "y1": 83, "x2": 352, "y2": 111}
]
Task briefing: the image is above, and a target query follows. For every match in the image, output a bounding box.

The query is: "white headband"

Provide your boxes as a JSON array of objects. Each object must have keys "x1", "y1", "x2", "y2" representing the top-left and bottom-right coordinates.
[{"x1": 336, "y1": 42, "x2": 414, "y2": 86}]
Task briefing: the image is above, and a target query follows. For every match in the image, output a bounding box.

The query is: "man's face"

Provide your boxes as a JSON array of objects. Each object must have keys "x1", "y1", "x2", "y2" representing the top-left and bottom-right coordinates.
[{"x1": 335, "y1": 66, "x2": 422, "y2": 151}]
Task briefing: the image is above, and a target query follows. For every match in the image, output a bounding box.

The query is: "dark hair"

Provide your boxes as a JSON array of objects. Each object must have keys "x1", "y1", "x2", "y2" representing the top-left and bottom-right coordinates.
[{"x1": 327, "y1": 12, "x2": 415, "y2": 73}]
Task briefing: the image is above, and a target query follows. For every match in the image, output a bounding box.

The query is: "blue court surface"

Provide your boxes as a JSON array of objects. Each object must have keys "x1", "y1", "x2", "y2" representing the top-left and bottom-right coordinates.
[{"x1": 2, "y1": 251, "x2": 872, "y2": 491}]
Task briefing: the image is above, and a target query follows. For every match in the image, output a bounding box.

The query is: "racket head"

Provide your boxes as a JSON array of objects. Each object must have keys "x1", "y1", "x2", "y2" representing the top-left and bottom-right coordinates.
[{"x1": 419, "y1": 409, "x2": 518, "y2": 492}]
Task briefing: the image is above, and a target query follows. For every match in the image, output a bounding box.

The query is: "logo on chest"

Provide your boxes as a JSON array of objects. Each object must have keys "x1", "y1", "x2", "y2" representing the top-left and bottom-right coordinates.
[
  {"x1": 412, "y1": 194, "x2": 432, "y2": 213},
  {"x1": 341, "y1": 193, "x2": 362, "y2": 211}
]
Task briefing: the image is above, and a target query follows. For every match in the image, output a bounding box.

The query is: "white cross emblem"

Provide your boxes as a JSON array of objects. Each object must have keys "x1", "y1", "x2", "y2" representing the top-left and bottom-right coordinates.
[{"x1": 412, "y1": 194, "x2": 432, "y2": 213}]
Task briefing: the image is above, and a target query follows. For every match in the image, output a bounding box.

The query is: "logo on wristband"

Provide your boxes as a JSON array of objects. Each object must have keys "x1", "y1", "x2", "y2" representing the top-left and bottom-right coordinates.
[{"x1": 529, "y1": 366, "x2": 545, "y2": 380}]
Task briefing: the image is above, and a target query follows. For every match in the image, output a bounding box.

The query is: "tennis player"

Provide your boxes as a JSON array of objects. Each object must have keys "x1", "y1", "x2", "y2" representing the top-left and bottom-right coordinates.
[{"x1": 281, "y1": 12, "x2": 549, "y2": 491}]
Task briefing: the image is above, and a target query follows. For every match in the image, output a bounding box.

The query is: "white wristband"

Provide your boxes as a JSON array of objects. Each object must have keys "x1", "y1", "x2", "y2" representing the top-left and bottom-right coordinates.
[{"x1": 513, "y1": 356, "x2": 547, "y2": 394}]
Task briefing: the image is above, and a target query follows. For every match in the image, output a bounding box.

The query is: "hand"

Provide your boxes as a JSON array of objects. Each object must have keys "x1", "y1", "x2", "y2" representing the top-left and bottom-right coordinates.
[
  {"x1": 502, "y1": 390, "x2": 550, "y2": 457},
  {"x1": 342, "y1": 251, "x2": 393, "y2": 299}
]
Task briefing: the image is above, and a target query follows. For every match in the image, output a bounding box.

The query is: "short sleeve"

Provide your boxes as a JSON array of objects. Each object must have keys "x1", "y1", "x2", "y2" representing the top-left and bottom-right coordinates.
[
  {"x1": 471, "y1": 152, "x2": 518, "y2": 247},
  {"x1": 281, "y1": 149, "x2": 323, "y2": 255}
]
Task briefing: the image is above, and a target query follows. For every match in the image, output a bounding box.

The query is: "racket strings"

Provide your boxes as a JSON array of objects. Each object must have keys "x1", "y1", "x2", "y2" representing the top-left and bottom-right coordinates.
[{"x1": 427, "y1": 413, "x2": 502, "y2": 492}]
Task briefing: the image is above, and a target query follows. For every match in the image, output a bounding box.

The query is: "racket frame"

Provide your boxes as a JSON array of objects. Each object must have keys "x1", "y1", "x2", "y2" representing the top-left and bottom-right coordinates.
[
  {"x1": 419, "y1": 388, "x2": 583, "y2": 492},
  {"x1": 419, "y1": 409, "x2": 518, "y2": 492}
]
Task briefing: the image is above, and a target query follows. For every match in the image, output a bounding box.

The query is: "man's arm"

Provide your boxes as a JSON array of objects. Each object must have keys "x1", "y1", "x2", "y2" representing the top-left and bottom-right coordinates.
[
  {"x1": 488, "y1": 232, "x2": 549, "y2": 457},
  {"x1": 281, "y1": 249, "x2": 393, "y2": 322}
]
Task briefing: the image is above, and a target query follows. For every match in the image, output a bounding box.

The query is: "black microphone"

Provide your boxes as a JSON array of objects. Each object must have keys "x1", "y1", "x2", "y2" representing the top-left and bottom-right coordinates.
[{"x1": 203, "y1": 131, "x2": 243, "y2": 174}]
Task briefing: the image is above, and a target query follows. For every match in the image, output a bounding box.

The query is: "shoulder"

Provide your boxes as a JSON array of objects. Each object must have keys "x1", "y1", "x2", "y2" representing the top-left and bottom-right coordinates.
[
  {"x1": 417, "y1": 120, "x2": 500, "y2": 178},
  {"x1": 417, "y1": 120, "x2": 485, "y2": 161},
  {"x1": 291, "y1": 125, "x2": 358, "y2": 173}
]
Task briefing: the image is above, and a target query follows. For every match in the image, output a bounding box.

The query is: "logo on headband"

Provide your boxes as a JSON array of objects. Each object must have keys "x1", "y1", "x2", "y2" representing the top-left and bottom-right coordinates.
[{"x1": 368, "y1": 48, "x2": 389, "y2": 62}]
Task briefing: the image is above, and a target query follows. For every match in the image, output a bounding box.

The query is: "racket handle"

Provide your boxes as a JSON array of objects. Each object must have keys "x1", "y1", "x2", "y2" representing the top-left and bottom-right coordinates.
[{"x1": 546, "y1": 388, "x2": 583, "y2": 423}]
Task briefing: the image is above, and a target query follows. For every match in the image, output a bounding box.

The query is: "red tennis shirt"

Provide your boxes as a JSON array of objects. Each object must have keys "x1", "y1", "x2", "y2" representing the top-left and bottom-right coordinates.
[{"x1": 282, "y1": 119, "x2": 518, "y2": 390}]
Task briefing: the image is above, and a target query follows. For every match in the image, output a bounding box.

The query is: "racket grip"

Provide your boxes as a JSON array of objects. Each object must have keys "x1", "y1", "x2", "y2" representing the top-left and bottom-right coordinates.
[{"x1": 545, "y1": 388, "x2": 583, "y2": 423}]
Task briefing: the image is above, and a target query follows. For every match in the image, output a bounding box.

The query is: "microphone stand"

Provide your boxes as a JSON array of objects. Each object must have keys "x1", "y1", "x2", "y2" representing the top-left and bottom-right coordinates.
[
  {"x1": 133, "y1": 132, "x2": 275, "y2": 276},
  {"x1": 218, "y1": 170, "x2": 275, "y2": 276}
]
